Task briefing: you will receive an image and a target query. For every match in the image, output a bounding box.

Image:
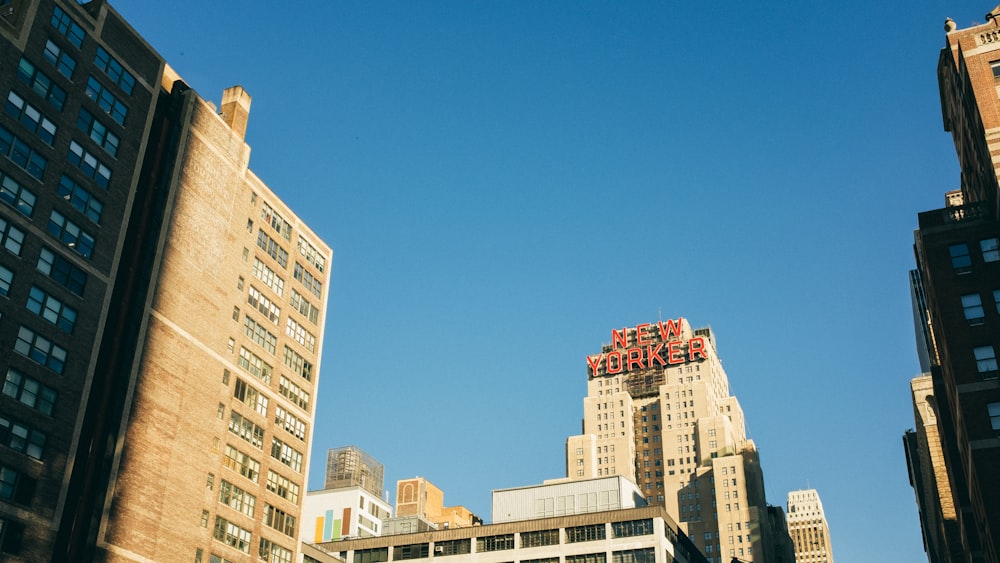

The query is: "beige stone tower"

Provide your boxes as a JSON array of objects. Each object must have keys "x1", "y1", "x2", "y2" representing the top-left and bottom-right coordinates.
[
  {"x1": 786, "y1": 489, "x2": 835, "y2": 563},
  {"x1": 566, "y1": 318, "x2": 791, "y2": 563}
]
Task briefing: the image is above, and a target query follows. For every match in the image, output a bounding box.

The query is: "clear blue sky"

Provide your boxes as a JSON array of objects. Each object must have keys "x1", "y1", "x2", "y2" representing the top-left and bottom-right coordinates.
[{"x1": 117, "y1": 2, "x2": 985, "y2": 561}]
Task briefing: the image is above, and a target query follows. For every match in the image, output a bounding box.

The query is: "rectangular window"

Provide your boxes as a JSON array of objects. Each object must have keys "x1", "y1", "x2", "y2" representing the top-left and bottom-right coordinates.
[
  {"x1": 37, "y1": 246, "x2": 87, "y2": 296},
  {"x1": 243, "y1": 315, "x2": 277, "y2": 354},
  {"x1": 67, "y1": 140, "x2": 111, "y2": 188},
  {"x1": 3, "y1": 368, "x2": 57, "y2": 416},
  {"x1": 520, "y1": 529, "x2": 559, "y2": 548},
  {"x1": 0, "y1": 124, "x2": 47, "y2": 180},
  {"x1": 14, "y1": 325, "x2": 66, "y2": 374},
  {"x1": 76, "y1": 108, "x2": 119, "y2": 157},
  {"x1": 47, "y1": 209, "x2": 95, "y2": 258},
  {"x1": 282, "y1": 346, "x2": 313, "y2": 381},
  {"x1": 354, "y1": 548, "x2": 389, "y2": 563},
  {"x1": 261, "y1": 202, "x2": 291, "y2": 240},
  {"x1": 16, "y1": 57, "x2": 67, "y2": 110},
  {"x1": 0, "y1": 414, "x2": 46, "y2": 459},
  {"x1": 252, "y1": 258, "x2": 283, "y2": 296},
  {"x1": 962, "y1": 293, "x2": 985, "y2": 325},
  {"x1": 85, "y1": 75, "x2": 127, "y2": 125},
  {"x1": 237, "y1": 346, "x2": 272, "y2": 384},
  {"x1": 270, "y1": 437, "x2": 302, "y2": 472},
  {"x1": 989, "y1": 402, "x2": 1000, "y2": 431},
  {"x1": 218, "y1": 479, "x2": 256, "y2": 517},
  {"x1": 566, "y1": 524, "x2": 606, "y2": 543},
  {"x1": 5, "y1": 91, "x2": 57, "y2": 145},
  {"x1": 275, "y1": 406, "x2": 306, "y2": 441},
  {"x1": 0, "y1": 172, "x2": 36, "y2": 217},
  {"x1": 293, "y1": 262, "x2": 322, "y2": 298},
  {"x1": 0, "y1": 216, "x2": 26, "y2": 255},
  {"x1": 982, "y1": 238, "x2": 1000, "y2": 262},
  {"x1": 26, "y1": 285, "x2": 77, "y2": 333},
  {"x1": 266, "y1": 470, "x2": 300, "y2": 504},
  {"x1": 434, "y1": 539, "x2": 471, "y2": 556},
  {"x1": 975, "y1": 346, "x2": 999, "y2": 378},
  {"x1": 263, "y1": 504, "x2": 296, "y2": 537},
  {"x1": 222, "y1": 444, "x2": 260, "y2": 482},
  {"x1": 612, "y1": 548, "x2": 655, "y2": 563},
  {"x1": 212, "y1": 516, "x2": 250, "y2": 554},
  {"x1": 995, "y1": 289, "x2": 1000, "y2": 314},
  {"x1": 285, "y1": 317, "x2": 316, "y2": 353},
  {"x1": 228, "y1": 411, "x2": 264, "y2": 449},
  {"x1": 259, "y1": 538, "x2": 293, "y2": 563},
  {"x1": 950, "y1": 243, "x2": 972, "y2": 274},
  {"x1": 234, "y1": 377, "x2": 268, "y2": 416},
  {"x1": 0, "y1": 264, "x2": 11, "y2": 296},
  {"x1": 51, "y1": 6, "x2": 85, "y2": 48},
  {"x1": 256, "y1": 229, "x2": 288, "y2": 267},
  {"x1": 565, "y1": 554, "x2": 606, "y2": 563},
  {"x1": 247, "y1": 285, "x2": 280, "y2": 323},
  {"x1": 94, "y1": 46, "x2": 135, "y2": 94},
  {"x1": 297, "y1": 235, "x2": 325, "y2": 272},
  {"x1": 611, "y1": 519, "x2": 654, "y2": 538},
  {"x1": 393, "y1": 544, "x2": 429, "y2": 560},
  {"x1": 278, "y1": 375, "x2": 310, "y2": 411},
  {"x1": 43, "y1": 39, "x2": 75, "y2": 79},
  {"x1": 0, "y1": 463, "x2": 36, "y2": 505},
  {"x1": 290, "y1": 289, "x2": 320, "y2": 324}
]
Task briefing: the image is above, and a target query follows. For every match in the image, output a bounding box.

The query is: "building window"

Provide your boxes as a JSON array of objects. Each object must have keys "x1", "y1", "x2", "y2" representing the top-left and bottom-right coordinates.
[
  {"x1": 0, "y1": 464, "x2": 35, "y2": 505},
  {"x1": 43, "y1": 39, "x2": 75, "y2": 79},
  {"x1": 212, "y1": 516, "x2": 250, "y2": 554},
  {"x1": 94, "y1": 46, "x2": 135, "y2": 95},
  {"x1": 256, "y1": 229, "x2": 288, "y2": 267},
  {"x1": 252, "y1": 258, "x2": 283, "y2": 296},
  {"x1": 222, "y1": 444, "x2": 260, "y2": 483},
  {"x1": 282, "y1": 346, "x2": 312, "y2": 381},
  {"x1": 0, "y1": 264, "x2": 11, "y2": 296},
  {"x1": 5, "y1": 91, "x2": 57, "y2": 145},
  {"x1": 982, "y1": 238, "x2": 1000, "y2": 262},
  {"x1": 278, "y1": 375, "x2": 310, "y2": 411},
  {"x1": 520, "y1": 529, "x2": 560, "y2": 548},
  {"x1": 219, "y1": 479, "x2": 256, "y2": 517},
  {"x1": 0, "y1": 125, "x2": 48, "y2": 180},
  {"x1": 611, "y1": 548, "x2": 655, "y2": 563},
  {"x1": 434, "y1": 539, "x2": 471, "y2": 556},
  {"x1": 0, "y1": 216, "x2": 25, "y2": 256},
  {"x1": 950, "y1": 243, "x2": 972, "y2": 273},
  {"x1": 566, "y1": 524, "x2": 606, "y2": 543},
  {"x1": 243, "y1": 315, "x2": 277, "y2": 354},
  {"x1": 47, "y1": 210, "x2": 95, "y2": 258},
  {"x1": 3, "y1": 368, "x2": 56, "y2": 416},
  {"x1": 234, "y1": 378, "x2": 268, "y2": 416},
  {"x1": 59, "y1": 175, "x2": 104, "y2": 224},
  {"x1": 275, "y1": 406, "x2": 306, "y2": 441},
  {"x1": 37, "y1": 247, "x2": 87, "y2": 297},
  {"x1": 265, "y1": 470, "x2": 300, "y2": 504},
  {"x1": 14, "y1": 325, "x2": 66, "y2": 374},
  {"x1": 994, "y1": 289, "x2": 1000, "y2": 314},
  {"x1": 85, "y1": 75, "x2": 128, "y2": 125},
  {"x1": 247, "y1": 285, "x2": 280, "y2": 323},
  {"x1": 67, "y1": 140, "x2": 111, "y2": 188},
  {"x1": 17, "y1": 57, "x2": 67, "y2": 110},
  {"x1": 476, "y1": 534, "x2": 514, "y2": 552},
  {"x1": 293, "y1": 262, "x2": 322, "y2": 298},
  {"x1": 297, "y1": 235, "x2": 325, "y2": 272},
  {"x1": 51, "y1": 6, "x2": 85, "y2": 48},
  {"x1": 354, "y1": 548, "x2": 389, "y2": 563},
  {"x1": 290, "y1": 289, "x2": 320, "y2": 324},
  {"x1": 611, "y1": 519, "x2": 654, "y2": 537},
  {"x1": 259, "y1": 538, "x2": 293, "y2": 563},
  {"x1": 261, "y1": 202, "x2": 291, "y2": 240},
  {"x1": 285, "y1": 318, "x2": 316, "y2": 353},
  {"x1": 0, "y1": 414, "x2": 46, "y2": 459},
  {"x1": 393, "y1": 544, "x2": 429, "y2": 560},
  {"x1": 989, "y1": 402, "x2": 1000, "y2": 431},
  {"x1": 975, "y1": 346, "x2": 999, "y2": 377},
  {"x1": 26, "y1": 285, "x2": 76, "y2": 333},
  {"x1": 76, "y1": 108, "x2": 119, "y2": 157},
  {"x1": 270, "y1": 437, "x2": 302, "y2": 472},
  {"x1": 565, "y1": 554, "x2": 606, "y2": 563},
  {"x1": 228, "y1": 411, "x2": 264, "y2": 449},
  {"x1": 237, "y1": 347, "x2": 272, "y2": 384},
  {"x1": 962, "y1": 293, "x2": 985, "y2": 324}
]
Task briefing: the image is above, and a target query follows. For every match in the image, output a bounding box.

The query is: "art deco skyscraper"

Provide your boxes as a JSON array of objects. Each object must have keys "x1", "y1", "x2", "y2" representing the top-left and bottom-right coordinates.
[
  {"x1": 565, "y1": 318, "x2": 792, "y2": 563},
  {"x1": 903, "y1": 9, "x2": 1000, "y2": 563},
  {"x1": 0, "y1": 1, "x2": 331, "y2": 561},
  {"x1": 786, "y1": 489, "x2": 835, "y2": 563}
]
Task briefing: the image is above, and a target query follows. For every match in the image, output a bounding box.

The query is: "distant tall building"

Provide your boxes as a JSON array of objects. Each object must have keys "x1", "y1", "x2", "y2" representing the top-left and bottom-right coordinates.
[
  {"x1": 903, "y1": 8, "x2": 1000, "y2": 563},
  {"x1": 326, "y1": 446, "x2": 386, "y2": 497},
  {"x1": 565, "y1": 318, "x2": 793, "y2": 563},
  {"x1": 0, "y1": 1, "x2": 331, "y2": 561},
  {"x1": 395, "y1": 477, "x2": 482, "y2": 530},
  {"x1": 786, "y1": 489, "x2": 835, "y2": 563}
]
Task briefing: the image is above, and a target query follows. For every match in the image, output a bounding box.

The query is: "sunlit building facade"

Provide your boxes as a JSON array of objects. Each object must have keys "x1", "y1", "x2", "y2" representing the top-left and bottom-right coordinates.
[
  {"x1": 565, "y1": 318, "x2": 793, "y2": 563},
  {"x1": 786, "y1": 489, "x2": 834, "y2": 563},
  {"x1": 903, "y1": 9, "x2": 1000, "y2": 563},
  {"x1": 0, "y1": 1, "x2": 331, "y2": 561}
]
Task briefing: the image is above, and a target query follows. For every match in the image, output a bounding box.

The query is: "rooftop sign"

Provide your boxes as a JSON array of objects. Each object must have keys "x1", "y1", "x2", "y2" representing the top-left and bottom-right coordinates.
[{"x1": 587, "y1": 318, "x2": 706, "y2": 378}]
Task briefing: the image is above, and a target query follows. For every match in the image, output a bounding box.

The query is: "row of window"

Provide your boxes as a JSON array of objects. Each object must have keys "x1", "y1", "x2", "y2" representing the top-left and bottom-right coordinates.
[
  {"x1": 367, "y1": 545, "x2": 655, "y2": 563},
  {"x1": 950, "y1": 238, "x2": 999, "y2": 273}
]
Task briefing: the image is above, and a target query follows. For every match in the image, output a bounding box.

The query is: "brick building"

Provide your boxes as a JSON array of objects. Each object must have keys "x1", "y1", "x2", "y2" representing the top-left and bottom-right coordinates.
[{"x1": 0, "y1": 1, "x2": 331, "y2": 561}]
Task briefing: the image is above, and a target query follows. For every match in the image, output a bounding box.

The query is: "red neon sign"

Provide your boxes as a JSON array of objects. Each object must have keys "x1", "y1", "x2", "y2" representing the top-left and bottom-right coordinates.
[{"x1": 586, "y1": 318, "x2": 706, "y2": 378}]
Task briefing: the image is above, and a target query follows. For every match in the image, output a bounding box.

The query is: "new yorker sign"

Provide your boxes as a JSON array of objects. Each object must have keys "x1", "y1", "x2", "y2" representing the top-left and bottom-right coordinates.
[{"x1": 587, "y1": 318, "x2": 706, "y2": 379}]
